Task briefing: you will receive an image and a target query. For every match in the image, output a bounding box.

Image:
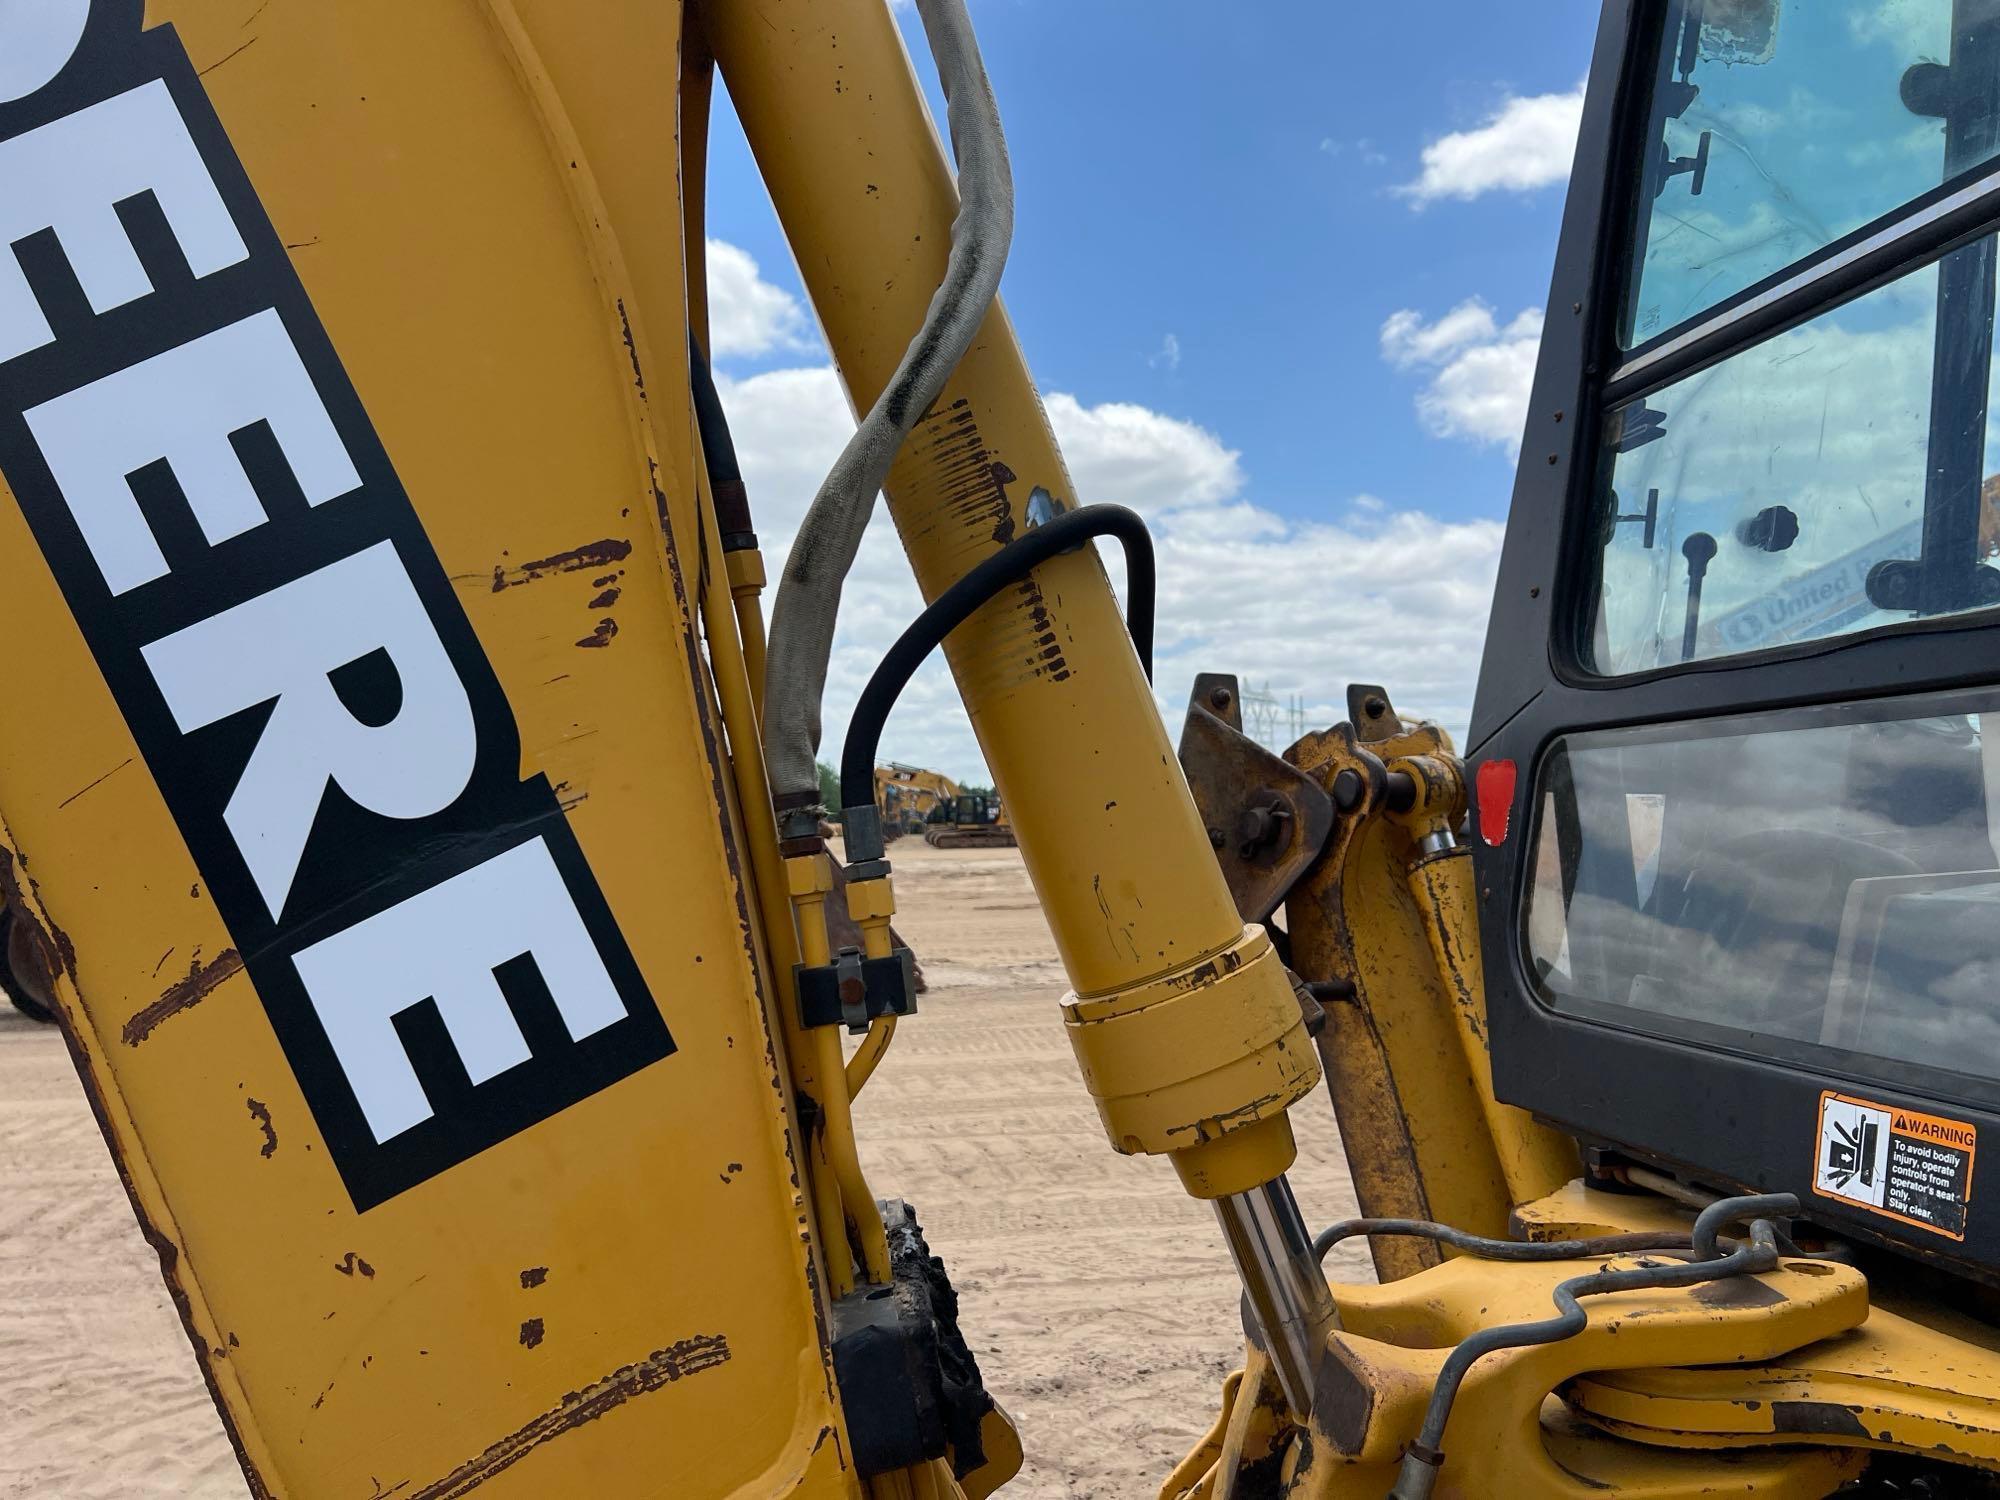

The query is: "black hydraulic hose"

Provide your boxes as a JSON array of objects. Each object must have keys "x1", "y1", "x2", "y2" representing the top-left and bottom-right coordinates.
[
  {"x1": 837, "y1": 503, "x2": 1155, "y2": 845},
  {"x1": 1313, "y1": 1218, "x2": 1697, "y2": 1266},
  {"x1": 689, "y1": 336, "x2": 756, "y2": 548},
  {"x1": 689, "y1": 337, "x2": 743, "y2": 485},
  {"x1": 1382, "y1": 1193, "x2": 1800, "y2": 1500}
]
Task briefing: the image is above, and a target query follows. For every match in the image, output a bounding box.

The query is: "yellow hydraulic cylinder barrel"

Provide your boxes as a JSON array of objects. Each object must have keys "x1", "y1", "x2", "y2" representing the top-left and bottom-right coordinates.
[
  {"x1": 704, "y1": 0, "x2": 1318, "y2": 1198},
  {"x1": 1381, "y1": 751, "x2": 1572, "y2": 1209},
  {"x1": 1406, "y1": 843, "x2": 1576, "y2": 1208}
]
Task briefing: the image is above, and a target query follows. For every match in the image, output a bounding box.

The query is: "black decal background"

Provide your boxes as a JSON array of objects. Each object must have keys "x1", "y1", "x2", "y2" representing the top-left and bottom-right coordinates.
[{"x1": 0, "y1": 3, "x2": 673, "y2": 1210}]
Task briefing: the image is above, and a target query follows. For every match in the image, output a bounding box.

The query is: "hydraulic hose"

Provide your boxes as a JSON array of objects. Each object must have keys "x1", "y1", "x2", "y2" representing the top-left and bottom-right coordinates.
[
  {"x1": 836, "y1": 503, "x2": 1156, "y2": 858},
  {"x1": 1381, "y1": 1193, "x2": 1801, "y2": 1500},
  {"x1": 690, "y1": 336, "x2": 754, "y2": 548},
  {"x1": 1313, "y1": 1218, "x2": 1697, "y2": 1266},
  {"x1": 761, "y1": 0, "x2": 1013, "y2": 826}
]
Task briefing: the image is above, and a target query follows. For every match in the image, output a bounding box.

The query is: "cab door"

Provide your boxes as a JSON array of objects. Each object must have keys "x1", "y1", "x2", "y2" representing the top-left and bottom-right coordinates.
[{"x1": 1475, "y1": 0, "x2": 2000, "y2": 1283}]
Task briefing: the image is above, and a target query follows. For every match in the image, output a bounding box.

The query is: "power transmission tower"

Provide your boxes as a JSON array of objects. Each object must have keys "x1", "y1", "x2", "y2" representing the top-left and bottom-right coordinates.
[{"x1": 1239, "y1": 681, "x2": 1287, "y2": 750}]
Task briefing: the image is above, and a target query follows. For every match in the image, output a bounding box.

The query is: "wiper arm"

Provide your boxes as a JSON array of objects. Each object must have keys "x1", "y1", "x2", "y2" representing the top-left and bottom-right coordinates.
[{"x1": 1680, "y1": 531, "x2": 1717, "y2": 662}]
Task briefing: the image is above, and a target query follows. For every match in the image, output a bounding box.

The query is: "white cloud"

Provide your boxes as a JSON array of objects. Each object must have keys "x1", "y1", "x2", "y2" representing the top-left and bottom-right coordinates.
[
  {"x1": 1147, "y1": 503, "x2": 1503, "y2": 748},
  {"x1": 1850, "y1": 0, "x2": 1947, "y2": 50},
  {"x1": 715, "y1": 358, "x2": 1502, "y2": 783},
  {"x1": 701, "y1": 237, "x2": 1510, "y2": 777},
  {"x1": 1380, "y1": 299, "x2": 1542, "y2": 453},
  {"x1": 1043, "y1": 392, "x2": 1241, "y2": 511},
  {"x1": 1150, "y1": 332, "x2": 1182, "y2": 372},
  {"x1": 704, "y1": 238, "x2": 811, "y2": 359},
  {"x1": 1398, "y1": 84, "x2": 1584, "y2": 206}
]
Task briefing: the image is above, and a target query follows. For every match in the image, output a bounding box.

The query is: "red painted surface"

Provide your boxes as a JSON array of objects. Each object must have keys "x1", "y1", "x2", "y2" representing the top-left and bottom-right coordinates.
[{"x1": 1476, "y1": 759, "x2": 1517, "y2": 847}]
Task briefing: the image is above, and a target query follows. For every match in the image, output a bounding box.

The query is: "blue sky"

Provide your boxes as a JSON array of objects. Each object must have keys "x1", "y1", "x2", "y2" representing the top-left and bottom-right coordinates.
[{"x1": 701, "y1": 0, "x2": 1605, "y2": 778}]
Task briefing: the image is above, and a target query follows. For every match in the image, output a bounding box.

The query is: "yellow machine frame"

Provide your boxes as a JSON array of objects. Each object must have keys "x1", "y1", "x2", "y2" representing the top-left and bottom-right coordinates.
[{"x1": 8, "y1": 3, "x2": 2000, "y2": 1498}]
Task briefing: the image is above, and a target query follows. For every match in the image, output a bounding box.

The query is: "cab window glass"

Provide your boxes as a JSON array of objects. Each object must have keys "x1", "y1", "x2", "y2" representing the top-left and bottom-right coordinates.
[
  {"x1": 1623, "y1": 0, "x2": 1999, "y2": 348},
  {"x1": 1526, "y1": 694, "x2": 2000, "y2": 1093},
  {"x1": 1586, "y1": 236, "x2": 2000, "y2": 675}
]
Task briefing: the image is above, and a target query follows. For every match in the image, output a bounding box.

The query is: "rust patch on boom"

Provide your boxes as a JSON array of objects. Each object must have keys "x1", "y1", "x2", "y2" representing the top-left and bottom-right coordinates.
[
  {"x1": 899, "y1": 397, "x2": 1074, "y2": 682},
  {"x1": 480, "y1": 538, "x2": 634, "y2": 593},
  {"x1": 914, "y1": 398, "x2": 1019, "y2": 547},
  {"x1": 122, "y1": 948, "x2": 245, "y2": 1046},
  {"x1": 244, "y1": 1096, "x2": 277, "y2": 1158},
  {"x1": 406, "y1": 1335, "x2": 731, "y2": 1499}
]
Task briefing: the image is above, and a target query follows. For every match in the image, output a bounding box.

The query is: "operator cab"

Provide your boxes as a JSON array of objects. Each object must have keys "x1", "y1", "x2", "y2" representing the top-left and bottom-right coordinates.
[
  {"x1": 1475, "y1": 0, "x2": 2000, "y2": 1283},
  {"x1": 933, "y1": 791, "x2": 1002, "y2": 828}
]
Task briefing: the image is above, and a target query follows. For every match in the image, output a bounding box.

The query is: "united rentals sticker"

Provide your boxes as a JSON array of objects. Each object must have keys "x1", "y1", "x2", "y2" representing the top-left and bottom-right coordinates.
[
  {"x1": 0, "y1": 1, "x2": 674, "y2": 1209},
  {"x1": 1813, "y1": 1090, "x2": 1976, "y2": 1241}
]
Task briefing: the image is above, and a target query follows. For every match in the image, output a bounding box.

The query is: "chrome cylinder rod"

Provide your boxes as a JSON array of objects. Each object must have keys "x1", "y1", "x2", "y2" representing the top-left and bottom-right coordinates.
[{"x1": 1215, "y1": 1172, "x2": 1341, "y2": 1417}]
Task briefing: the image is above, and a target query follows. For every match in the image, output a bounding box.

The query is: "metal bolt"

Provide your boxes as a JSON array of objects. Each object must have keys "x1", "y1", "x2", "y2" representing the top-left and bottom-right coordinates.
[
  {"x1": 1331, "y1": 768, "x2": 1365, "y2": 812},
  {"x1": 1207, "y1": 827, "x2": 1226, "y2": 849},
  {"x1": 1236, "y1": 797, "x2": 1293, "y2": 858},
  {"x1": 1363, "y1": 695, "x2": 1387, "y2": 720},
  {"x1": 1209, "y1": 685, "x2": 1234, "y2": 712}
]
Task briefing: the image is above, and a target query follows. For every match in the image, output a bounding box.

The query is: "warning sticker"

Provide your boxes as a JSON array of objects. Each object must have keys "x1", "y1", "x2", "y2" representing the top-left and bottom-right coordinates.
[{"x1": 1813, "y1": 1091, "x2": 1976, "y2": 1241}]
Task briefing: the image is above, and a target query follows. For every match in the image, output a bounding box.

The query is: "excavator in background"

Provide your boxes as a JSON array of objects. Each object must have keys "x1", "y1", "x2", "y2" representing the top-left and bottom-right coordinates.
[
  {"x1": 868, "y1": 764, "x2": 1015, "y2": 850},
  {"x1": 8, "y1": 0, "x2": 2000, "y2": 1497},
  {"x1": 922, "y1": 790, "x2": 1016, "y2": 851},
  {"x1": 873, "y1": 763, "x2": 957, "y2": 841}
]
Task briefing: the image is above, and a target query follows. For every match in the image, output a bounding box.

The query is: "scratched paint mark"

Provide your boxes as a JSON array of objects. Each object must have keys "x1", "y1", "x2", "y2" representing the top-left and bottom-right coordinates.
[
  {"x1": 122, "y1": 948, "x2": 245, "y2": 1045},
  {"x1": 520, "y1": 1267, "x2": 548, "y2": 1289},
  {"x1": 405, "y1": 1335, "x2": 731, "y2": 1499},
  {"x1": 57, "y1": 757, "x2": 133, "y2": 810},
  {"x1": 919, "y1": 399, "x2": 1018, "y2": 546},
  {"x1": 899, "y1": 398, "x2": 1080, "y2": 685},
  {"x1": 574, "y1": 618, "x2": 618, "y2": 649},
  {"x1": 245, "y1": 1097, "x2": 277, "y2": 1158},
  {"x1": 197, "y1": 36, "x2": 258, "y2": 76},
  {"x1": 519, "y1": 1318, "x2": 545, "y2": 1349},
  {"x1": 474, "y1": 538, "x2": 633, "y2": 593},
  {"x1": 587, "y1": 586, "x2": 620, "y2": 609},
  {"x1": 335, "y1": 1252, "x2": 376, "y2": 1279},
  {"x1": 614, "y1": 299, "x2": 646, "y2": 401}
]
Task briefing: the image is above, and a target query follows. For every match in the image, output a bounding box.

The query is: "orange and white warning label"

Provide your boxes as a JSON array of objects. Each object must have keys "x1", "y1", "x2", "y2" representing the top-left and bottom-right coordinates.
[{"x1": 1813, "y1": 1090, "x2": 1976, "y2": 1241}]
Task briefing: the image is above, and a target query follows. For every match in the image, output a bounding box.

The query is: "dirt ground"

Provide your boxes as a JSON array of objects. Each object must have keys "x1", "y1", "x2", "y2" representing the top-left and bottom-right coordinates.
[{"x1": 0, "y1": 839, "x2": 1364, "y2": 1500}]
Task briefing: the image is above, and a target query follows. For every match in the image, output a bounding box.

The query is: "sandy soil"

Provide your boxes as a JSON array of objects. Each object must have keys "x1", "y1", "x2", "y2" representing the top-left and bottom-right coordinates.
[
  {"x1": 1, "y1": 840, "x2": 1363, "y2": 1499},
  {"x1": 1, "y1": 1006, "x2": 246, "y2": 1497}
]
